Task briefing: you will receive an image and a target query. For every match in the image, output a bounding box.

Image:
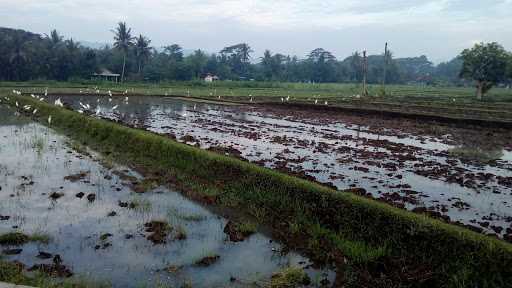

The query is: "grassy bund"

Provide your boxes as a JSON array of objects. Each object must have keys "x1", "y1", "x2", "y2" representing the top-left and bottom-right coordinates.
[
  {"x1": 4, "y1": 95, "x2": 512, "y2": 287},
  {"x1": 2, "y1": 81, "x2": 512, "y2": 123}
]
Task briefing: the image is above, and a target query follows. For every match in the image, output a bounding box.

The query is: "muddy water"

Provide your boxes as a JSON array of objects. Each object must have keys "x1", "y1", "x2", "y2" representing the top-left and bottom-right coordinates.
[
  {"x1": 44, "y1": 95, "x2": 512, "y2": 241},
  {"x1": 0, "y1": 105, "x2": 333, "y2": 287}
]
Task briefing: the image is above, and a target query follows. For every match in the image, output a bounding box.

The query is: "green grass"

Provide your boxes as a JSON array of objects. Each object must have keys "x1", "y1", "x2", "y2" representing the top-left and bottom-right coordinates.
[
  {"x1": 0, "y1": 232, "x2": 50, "y2": 246},
  {"x1": 6, "y1": 95, "x2": 512, "y2": 287},
  {"x1": 3, "y1": 80, "x2": 512, "y2": 123},
  {"x1": 0, "y1": 261, "x2": 108, "y2": 288},
  {"x1": 270, "y1": 267, "x2": 310, "y2": 288}
]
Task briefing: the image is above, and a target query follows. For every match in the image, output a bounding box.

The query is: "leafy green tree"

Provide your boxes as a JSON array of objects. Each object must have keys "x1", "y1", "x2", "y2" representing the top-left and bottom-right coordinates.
[
  {"x1": 164, "y1": 44, "x2": 184, "y2": 62},
  {"x1": 46, "y1": 30, "x2": 63, "y2": 47},
  {"x1": 348, "y1": 51, "x2": 363, "y2": 82},
  {"x1": 460, "y1": 42, "x2": 509, "y2": 100},
  {"x1": 112, "y1": 22, "x2": 135, "y2": 82},
  {"x1": 186, "y1": 49, "x2": 208, "y2": 78},
  {"x1": 307, "y1": 48, "x2": 337, "y2": 83},
  {"x1": 220, "y1": 43, "x2": 253, "y2": 78},
  {"x1": 135, "y1": 34, "x2": 152, "y2": 77},
  {"x1": 507, "y1": 54, "x2": 512, "y2": 84}
]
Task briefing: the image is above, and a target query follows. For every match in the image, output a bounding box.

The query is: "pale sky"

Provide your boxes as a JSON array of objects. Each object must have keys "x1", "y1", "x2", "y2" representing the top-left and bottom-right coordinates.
[{"x1": 1, "y1": 0, "x2": 512, "y2": 63}]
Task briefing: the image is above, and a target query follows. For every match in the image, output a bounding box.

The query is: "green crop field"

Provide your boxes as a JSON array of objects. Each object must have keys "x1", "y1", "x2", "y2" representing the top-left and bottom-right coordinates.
[{"x1": 2, "y1": 80, "x2": 512, "y2": 123}]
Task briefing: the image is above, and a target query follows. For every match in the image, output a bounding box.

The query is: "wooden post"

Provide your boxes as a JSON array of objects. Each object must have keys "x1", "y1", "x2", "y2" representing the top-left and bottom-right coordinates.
[
  {"x1": 362, "y1": 50, "x2": 368, "y2": 97},
  {"x1": 382, "y1": 42, "x2": 388, "y2": 93}
]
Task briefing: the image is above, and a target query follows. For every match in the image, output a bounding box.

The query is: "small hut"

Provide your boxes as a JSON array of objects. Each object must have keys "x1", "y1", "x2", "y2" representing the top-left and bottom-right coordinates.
[
  {"x1": 204, "y1": 73, "x2": 219, "y2": 82},
  {"x1": 91, "y1": 69, "x2": 120, "y2": 82}
]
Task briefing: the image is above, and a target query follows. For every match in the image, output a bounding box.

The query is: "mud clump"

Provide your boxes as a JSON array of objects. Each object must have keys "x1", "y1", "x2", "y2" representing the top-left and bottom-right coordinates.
[
  {"x1": 86, "y1": 193, "x2": 96, "y2": 202},
  {"x1": 28, "y1": 255, "x2": 73, "y2": 278},
  {"x1": 144, "y1": 220, "x2": 171, "y2": 244},
  {"x1": 223, "y1": 221, "x2": 256, "y2": 242},
  {"x1": 37, "y1": 251, "x2": 53, "y2": 259},
  {"x1": 64, "y1": 171, "x2": 89, "y2": 182},
  {"x1": 131, "y1": 179, "x2": 158, "y2": 194},
  {"x1": 180, "y1": 134, "x2": 197, "y2": 143},
  {"x1": 49, "y1": 192, "x2": 64, "y2": 200},
  {"x1": 112, "y1": 170, "x2": 139, "y2": 183},
  {"x1": 2, "y1": 248, "x2": 22, "y2": 255},
  {"x1": 194, "y1": 255, "x2": 220, "y2": 267}
]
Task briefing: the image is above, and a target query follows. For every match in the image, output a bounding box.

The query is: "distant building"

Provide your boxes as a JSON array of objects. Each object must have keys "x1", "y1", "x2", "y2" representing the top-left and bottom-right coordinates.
[
  {"x1": 204, "y1": 73, "x2": 219, "y2": 82},
  {"x1": 91, "y1": 69, "x2": 120, "y2": 82}
]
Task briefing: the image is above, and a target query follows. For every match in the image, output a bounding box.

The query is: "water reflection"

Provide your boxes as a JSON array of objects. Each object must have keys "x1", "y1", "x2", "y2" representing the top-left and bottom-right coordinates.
[
  {"x1": 44, "y1": 96, "x2": 512, "y2": 240},
  {"x1": 0, "y1": 104, "x2": 334, "y2": 287}
]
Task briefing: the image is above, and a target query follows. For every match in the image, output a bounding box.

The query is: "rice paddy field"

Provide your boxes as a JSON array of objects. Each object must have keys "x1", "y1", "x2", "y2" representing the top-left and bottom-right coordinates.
[
  {"x1": 2, "y1": 81, "x2": 512, "y2": 123},
  {"x1": 1, "y1": 83, "x2": 512, "y2": 287}
]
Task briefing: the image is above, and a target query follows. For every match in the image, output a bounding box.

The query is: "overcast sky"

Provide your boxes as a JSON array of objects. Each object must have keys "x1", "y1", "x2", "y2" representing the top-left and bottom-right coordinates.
[{"x1": 2, "y1": 0, "x2": 511, "y2": 63}]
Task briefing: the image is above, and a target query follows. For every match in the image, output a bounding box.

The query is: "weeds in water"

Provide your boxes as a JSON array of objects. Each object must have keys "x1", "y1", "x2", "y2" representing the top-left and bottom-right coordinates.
[
  {"x1": 0, "y1": 232, "x2": 50, "y2": 246},
  {"x1": 129, "y1": 196, "x2": 152, "y2": 213},
  {"x1": 270, "y1": 266, "x2": 310, "y2": 288},
  {"x1": 237, "y1": 221, "x2": 257, "y2": 235},
  {"x1": 70, "y1": 140, "x2": 87, "y2": 155},
  {"x1": 174, "y1": 225, "x2": 187, "y2": 240},
  {"x1": 448, "y1": 147, "x2": 503, "y2": 163},
  {"x1": 32, "y1": 137, "x2": 46, "y2": 154},
  {"x1": 167, "y1": 207, "x2": 206, "y2": 222}
]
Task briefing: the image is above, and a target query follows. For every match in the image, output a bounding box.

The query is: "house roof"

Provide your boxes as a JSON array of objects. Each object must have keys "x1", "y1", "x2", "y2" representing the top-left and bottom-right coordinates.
[{"x1": 92, "y1": 68, "x2": 120, "y2": 77}]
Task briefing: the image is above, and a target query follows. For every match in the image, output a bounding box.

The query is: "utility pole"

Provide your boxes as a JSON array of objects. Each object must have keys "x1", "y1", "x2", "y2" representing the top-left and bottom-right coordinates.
[
  {"x1": 362, "y1": 50, "x2": 368, "y2": 97},
  {"x1": 382, "y1": 42, "x2": 388, "y2": 90}
]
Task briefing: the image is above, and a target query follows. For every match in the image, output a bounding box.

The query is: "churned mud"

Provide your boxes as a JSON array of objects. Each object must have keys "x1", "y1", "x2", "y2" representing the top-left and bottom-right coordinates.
[
  {"x1": 0, "y1": 105, "x2": 333, "y2": 287},
  {"x1": 48, "y1": 95, "x2": 512, "y2": 242}
]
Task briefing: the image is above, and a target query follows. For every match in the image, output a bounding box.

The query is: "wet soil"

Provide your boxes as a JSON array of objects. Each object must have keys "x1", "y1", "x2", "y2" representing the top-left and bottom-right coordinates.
[
  {"x1": 0, "y1": 104, "x2": 333, "y2": 287},
  {"x1": 48, "y1": 95, "x2": 512, "y2": 241}
]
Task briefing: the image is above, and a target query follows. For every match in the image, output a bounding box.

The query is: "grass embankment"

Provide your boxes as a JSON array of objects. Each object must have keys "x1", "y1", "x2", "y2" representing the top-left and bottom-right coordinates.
[
  {"x1": 3, "y1": 81, "x2": 512, "y2": 123},
  {"x1": 4, "y1": 95, "x2": 512, "y2": 287}
]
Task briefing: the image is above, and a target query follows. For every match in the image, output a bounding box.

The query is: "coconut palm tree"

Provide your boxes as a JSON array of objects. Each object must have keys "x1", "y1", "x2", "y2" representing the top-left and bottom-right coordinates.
[
  {"x1": 134, "y1": 34, "x2": 152, "y2": 77},
  {"x1": 112, "y1": 22, "x2": 134, "y2": 82}
]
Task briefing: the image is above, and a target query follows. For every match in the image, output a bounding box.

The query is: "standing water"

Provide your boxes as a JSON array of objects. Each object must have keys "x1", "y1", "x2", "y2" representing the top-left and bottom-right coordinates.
[
  {"x1": 46, "y1": 95, "x2": 512, "y2": 242},
  {"x1": 0, "y1": 104, "x2": 334, "y2": 287}
]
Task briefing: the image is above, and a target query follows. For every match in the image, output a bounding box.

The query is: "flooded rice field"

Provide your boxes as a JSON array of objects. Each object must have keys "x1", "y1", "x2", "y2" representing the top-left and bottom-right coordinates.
[
  {"x1": 0, "y1": 104, "x2": 333, "y2": 287},
  {"x1": 47, "y1": 95, "x2": 512, "y2": 242}
]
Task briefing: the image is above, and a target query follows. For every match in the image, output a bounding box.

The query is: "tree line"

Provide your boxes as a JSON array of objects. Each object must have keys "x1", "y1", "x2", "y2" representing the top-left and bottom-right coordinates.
[{"x1": 1, "y1": 23, "x2": 511, "y2": 94}]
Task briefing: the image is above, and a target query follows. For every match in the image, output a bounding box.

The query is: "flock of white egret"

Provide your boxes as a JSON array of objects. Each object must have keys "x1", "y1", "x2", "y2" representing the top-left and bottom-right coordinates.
[{"x1": 4, "y1": 89, "x2": 129, "y2": 125}]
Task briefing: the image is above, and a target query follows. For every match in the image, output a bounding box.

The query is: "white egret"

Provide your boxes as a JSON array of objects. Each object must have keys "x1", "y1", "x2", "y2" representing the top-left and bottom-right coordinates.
[
  {"x1": 54, "y1": 98, "x2": 63, "y2": 107},
  {"x1": 48, "y1": 115, "x2": 52, "y2": 125}
]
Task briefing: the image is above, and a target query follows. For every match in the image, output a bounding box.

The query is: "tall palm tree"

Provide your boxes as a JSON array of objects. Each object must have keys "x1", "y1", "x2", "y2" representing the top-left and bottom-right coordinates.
[
  {"x1": 134, "y1": 34, "x2": 152, "y2": 76},
  {"x1": 237, "y1": 43, "x2": 253, "y2": 64},
  {"x1": 112, "y1": 22, "x2": 134, "y2": 82}
]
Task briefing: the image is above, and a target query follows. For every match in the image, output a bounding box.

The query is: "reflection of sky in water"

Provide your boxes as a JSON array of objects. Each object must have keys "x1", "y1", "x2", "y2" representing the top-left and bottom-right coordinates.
[
  {"x1": 0, "y1": 105, "x2": 333, "y2": 287},
  {"x1": 45, "y1": 96, "x2": 512, "y2": 238}
]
